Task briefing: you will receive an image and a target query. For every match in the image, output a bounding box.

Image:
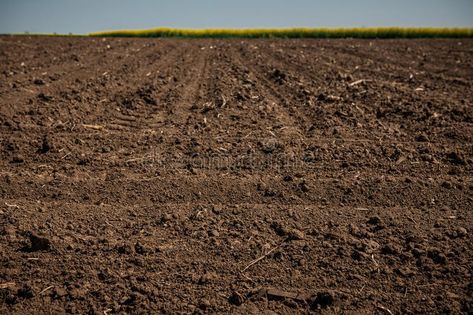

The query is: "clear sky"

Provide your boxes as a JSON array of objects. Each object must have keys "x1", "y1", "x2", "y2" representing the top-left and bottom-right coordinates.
[{"x1": 1, "y1": 0, "x2": 472, "y2": 34}]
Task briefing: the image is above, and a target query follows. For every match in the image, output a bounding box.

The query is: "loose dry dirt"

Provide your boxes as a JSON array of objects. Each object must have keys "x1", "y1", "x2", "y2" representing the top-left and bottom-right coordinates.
[{"x1": 0, "y1": 36, "x2": 472, "y2": 314}]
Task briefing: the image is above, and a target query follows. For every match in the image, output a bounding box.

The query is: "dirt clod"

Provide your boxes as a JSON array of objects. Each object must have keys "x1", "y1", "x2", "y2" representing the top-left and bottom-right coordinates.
[
  {"x1": 17, "y1": 284, "x2": 35, "y2": 299},
  {"x1": 457, "y1": 227, "x2": 468, "y2": 237},
  {"x1": 33, "y1": 78, "x2": 45, "y2": 85},
  {"x1": 367, "y1": 216, "x2": 383, "y2": 226},
  {"x1": 228, "y1": 291, "x2": 245, "y2": 306},
  {"x1": 11, "y1": 154, "x2": 24, "y2": 163},
  {"x1": 447, "y1": 152, "x2": 466, "y2": 165},
  {"x1": 134, "y1": 241, "x2": 149, "y2": 254},
  {"x1": 310, "y1": 291, "x2": 337, "y2": 309},
  {"x1": 416, "y1": 133, "x2": 430, "y2": 142},
  {"x1": 37, "y1": 135, "x2": 53, "y2": 154},
  {"x1": 427, "y1": 248, "x2": 448, "y2": 264},
  {"x1": 53, "y1": 287, "x2": 68, "y2": 299},
  {"x1": 116, "y1": 244, "x2": 133, "y2": 255},
  {"x1": 27, "y1": 233, "x2": 51, "y2": 251},
  {"x1": 287, "y1": 229, "x2": 305, "y2": 241}
]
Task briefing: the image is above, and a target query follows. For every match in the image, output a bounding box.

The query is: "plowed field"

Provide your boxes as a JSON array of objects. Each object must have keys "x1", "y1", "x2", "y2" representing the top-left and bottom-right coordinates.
[{"x1": 1, "y1": 36, "x2": 472, "y2": 314}]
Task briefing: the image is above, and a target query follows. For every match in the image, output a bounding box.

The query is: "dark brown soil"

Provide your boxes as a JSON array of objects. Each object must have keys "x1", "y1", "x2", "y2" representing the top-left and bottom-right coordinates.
[{"x1": 0, "y1": 36, "x2": 472, "y2": 314}]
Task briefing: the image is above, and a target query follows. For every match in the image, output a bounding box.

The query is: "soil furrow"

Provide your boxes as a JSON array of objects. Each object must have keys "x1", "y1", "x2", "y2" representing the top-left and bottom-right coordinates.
[{"x1": 1, "y1": 37, "x2": 472, "y2": 315}]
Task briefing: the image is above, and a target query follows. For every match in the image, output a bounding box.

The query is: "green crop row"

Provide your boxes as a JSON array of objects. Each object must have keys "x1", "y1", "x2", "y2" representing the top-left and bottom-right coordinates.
[{"x1": 89, "y1": 27, "x2": 473, "y2": 38}]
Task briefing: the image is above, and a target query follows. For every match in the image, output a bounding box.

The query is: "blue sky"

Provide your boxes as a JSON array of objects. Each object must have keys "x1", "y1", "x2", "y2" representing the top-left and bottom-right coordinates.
[{"x1": 1, "y1": 0, "x2": 472, "y2": 34}]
